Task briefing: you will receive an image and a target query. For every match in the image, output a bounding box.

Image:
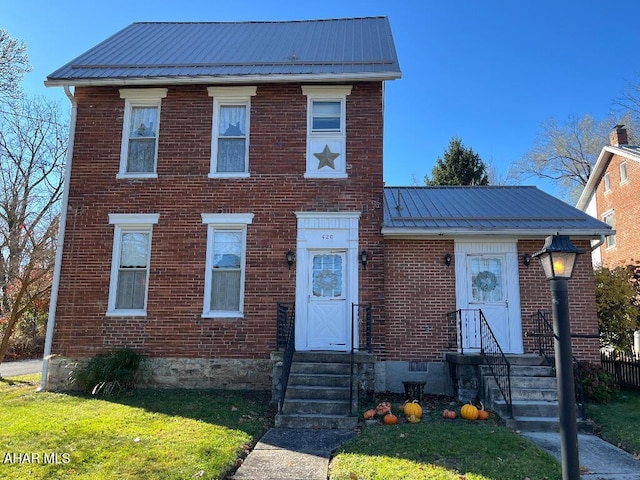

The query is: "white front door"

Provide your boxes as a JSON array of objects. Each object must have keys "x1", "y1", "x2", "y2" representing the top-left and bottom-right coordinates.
[
  {"x1": 455, "y1": 241, "x2": 523, "y2": 354},
  {"x1": 306, "y1": 251, "x2": 348, "y2": 350}
]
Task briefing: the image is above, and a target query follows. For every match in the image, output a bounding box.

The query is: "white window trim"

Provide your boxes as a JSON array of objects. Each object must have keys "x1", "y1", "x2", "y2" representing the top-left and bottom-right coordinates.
[
  {"x1": 302, "y1": 85, "x2": 352, "y2": 179},
  {"x1": 620, "y1": 162, "x2": 628, "y2": 184},
  {"x1": 201, "y1": 213, "x2": 254, "y2": 318},
  {"x1": 117, "y1": 88, "x2": 167, "y2": 179},
  {"x1": 106, "y1": 213, "x2": 160, "y2": 316},
  {"x1": 207, "y1": 86, "x2": 257, "y2": 179},
  {"x1": 602, "y1": 209, "x2": 616, "y2": 249}
]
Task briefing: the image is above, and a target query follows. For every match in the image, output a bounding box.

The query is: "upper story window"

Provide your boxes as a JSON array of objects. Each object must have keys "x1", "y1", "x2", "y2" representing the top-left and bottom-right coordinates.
[
  {"x1": 302, "y1": 85, "x2": 352, "y2": 179},
  {"x1": 201, "y1": 213, "x2": 254, "y2": 318},
  {"x1": 207, "y1": 86, "x2": 257, "y2": 178},
  {"x1": 107, "y1": 213, "x2": 160, "y2": 316},
  {"x1": 620, "y1": 162, "x2": 628, "y2": 184},
  {"x1": 118, "y1": 88, "x2": 167, "y2": 178},
  {"x1": 603, "y1": 172, "x2": 611, "y2": 193},
  {"x1": 603, "y1": 210, "x2": 616, "y2": 249}
]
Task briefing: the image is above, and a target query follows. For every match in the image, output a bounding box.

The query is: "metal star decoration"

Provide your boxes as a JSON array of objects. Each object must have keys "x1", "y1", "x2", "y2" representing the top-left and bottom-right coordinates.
[{"x1": 314, "y1": 145, "x2": 339, "y2": 169}]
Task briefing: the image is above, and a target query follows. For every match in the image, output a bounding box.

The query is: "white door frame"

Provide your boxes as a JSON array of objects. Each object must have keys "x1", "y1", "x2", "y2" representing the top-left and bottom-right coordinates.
[
  {"x1": 454, "y1": 239, "x2": 524, "y2": 354},
  {"x1": 294, "y1": 212, "x2": 360, "y2": 351}
]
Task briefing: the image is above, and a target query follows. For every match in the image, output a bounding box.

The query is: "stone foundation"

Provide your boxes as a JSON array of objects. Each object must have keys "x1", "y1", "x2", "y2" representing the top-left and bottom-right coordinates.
[
  {"x1": 45, "y1": 355, "x2": 273, "y2": 391},
  {"x1": 374, "y1": 360, "x2": 455, "y2": 396}
]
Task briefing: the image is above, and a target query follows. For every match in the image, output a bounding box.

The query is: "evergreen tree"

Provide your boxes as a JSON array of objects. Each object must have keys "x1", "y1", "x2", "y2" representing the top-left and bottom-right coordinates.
[{"x1": 425, "y1": 137, "x2": 489, "y2": 186}]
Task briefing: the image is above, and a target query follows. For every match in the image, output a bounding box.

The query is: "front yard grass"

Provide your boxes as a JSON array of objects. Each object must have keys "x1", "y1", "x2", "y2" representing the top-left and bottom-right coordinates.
[
  {"x1": 587, "y1": 389, "x2": 640, "y2": 456},
  {"x1": 329, "y1": 396, "x2": 563, "y2": 480},
  {"x1": 0, "y1": 374, "x2": 273, "y2": 479}
]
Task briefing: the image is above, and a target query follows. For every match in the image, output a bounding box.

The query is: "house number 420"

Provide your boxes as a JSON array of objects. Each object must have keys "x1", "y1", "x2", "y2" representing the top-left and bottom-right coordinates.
[{"x1": 322, "y1": 234, "x2": 334, "y2": 240}]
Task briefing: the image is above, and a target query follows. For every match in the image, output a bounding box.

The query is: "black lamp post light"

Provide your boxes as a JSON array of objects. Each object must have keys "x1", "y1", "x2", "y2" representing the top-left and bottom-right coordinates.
[{"x1": 532, "y1": 234, "x2": 584, "y2": 480}]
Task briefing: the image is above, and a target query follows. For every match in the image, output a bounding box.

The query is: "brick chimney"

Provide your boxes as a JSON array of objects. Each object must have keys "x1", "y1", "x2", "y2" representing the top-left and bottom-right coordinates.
[{"x1": 610, "y1": 124, "x2": 628, "y2": 146}]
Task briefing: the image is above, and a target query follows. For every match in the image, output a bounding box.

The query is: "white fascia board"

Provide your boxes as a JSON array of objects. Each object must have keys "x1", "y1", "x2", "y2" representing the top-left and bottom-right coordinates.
[{"x1": 44, "y1": 71, "x2": 402, "y2": 88}]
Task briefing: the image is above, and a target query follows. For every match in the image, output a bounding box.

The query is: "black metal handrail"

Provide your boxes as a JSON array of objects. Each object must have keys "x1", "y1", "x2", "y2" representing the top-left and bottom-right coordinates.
[
  {"x1": 276, "y1": 302, "x2": 295, "y2": 414},
  {"x1": 529, "y1": 310, "x2": 587, "y2": 420},
  {"x1": 350, "y1": 303, "x2": 372, "y2": 415},
  {"x1": 478, "y1": 310, "x2": 513, "y2": 418}
]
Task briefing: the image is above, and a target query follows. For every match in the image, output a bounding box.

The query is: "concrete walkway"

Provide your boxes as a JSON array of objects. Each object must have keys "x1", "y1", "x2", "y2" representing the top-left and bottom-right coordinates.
[
  {"x1": 0, "y1": 359, "x2": 42, "y2": 377},
  {"x1": 523, "y1": 432, "x2": 640, "y2": 480},
  {"x1": 231, "y1": 428, "x2": 355, "y2": 480}
]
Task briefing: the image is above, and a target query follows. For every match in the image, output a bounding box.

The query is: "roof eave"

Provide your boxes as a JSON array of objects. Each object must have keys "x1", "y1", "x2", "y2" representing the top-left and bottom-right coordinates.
[
  {"x1": 381, "y1": 227, "x2": 613, "y2": 239},
  {"x1": 44, "y1": 71, "x2": 402, "y2": 88}
]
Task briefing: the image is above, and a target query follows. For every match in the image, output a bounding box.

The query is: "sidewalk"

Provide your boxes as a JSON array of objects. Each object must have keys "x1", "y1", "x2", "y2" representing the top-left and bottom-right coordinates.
[
  {"x1": 523, "y1": 432, "x2": 640, "y2": 480},
  {"x1": 0, "y1": 359, "x2": 42, "y2": 377},
  {"x1": 231, "y1": 428, "x2": 355, "y2": 480}
]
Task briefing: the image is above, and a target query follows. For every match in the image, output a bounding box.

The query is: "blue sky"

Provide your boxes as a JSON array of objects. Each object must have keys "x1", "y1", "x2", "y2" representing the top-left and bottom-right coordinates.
[{"x1": 4, "y1": 0, "x2": 640, "y2": 195}]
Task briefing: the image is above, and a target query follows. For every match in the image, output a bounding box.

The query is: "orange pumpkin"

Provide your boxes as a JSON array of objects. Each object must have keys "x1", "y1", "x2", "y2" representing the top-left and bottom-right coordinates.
[
  {"x1": 477, "y1": 402, "x2": 489, "y2": 420},
  {"x1": 363, "y1": 409, "x2": 376, "y2": 420},
  {"x1": 383, "y1": 413, "x2": 398, "y2": 425},
  {"x1": 442, "y1": 409, "x2": 457, "y2": 419}
]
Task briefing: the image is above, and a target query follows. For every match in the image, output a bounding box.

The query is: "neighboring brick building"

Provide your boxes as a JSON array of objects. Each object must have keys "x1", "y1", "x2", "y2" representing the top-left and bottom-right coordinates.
[{"x1": 42, "y1": 18, "x2": 610, "y2": 396}]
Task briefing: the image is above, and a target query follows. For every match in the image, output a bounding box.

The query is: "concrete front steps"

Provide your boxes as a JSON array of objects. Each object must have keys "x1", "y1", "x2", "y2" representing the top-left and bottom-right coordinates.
[
  {"x1": 274, "y1": 352, "x2": 358, "y2": 430},
  {"x1": 481, "y1": 354, "x2": 593, "y2": 433}
]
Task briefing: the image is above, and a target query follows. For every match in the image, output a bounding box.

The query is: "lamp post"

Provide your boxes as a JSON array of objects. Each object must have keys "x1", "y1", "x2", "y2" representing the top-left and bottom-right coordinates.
[{"x1": 532, "y1": 234, "x2": 584, "y2": 480}]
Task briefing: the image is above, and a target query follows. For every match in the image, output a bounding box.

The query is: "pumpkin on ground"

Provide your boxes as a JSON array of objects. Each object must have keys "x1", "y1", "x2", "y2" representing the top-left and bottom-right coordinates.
[
  {"x1": 383, "y1": 413, "x2": 398, "y2": 425},
  {"x1": 442, "y1": 409, "x2": 457, "y2": 419},
  {"x1": 363, "y1": 409, "x2": 376, "y2": 420},
  {"x1": 460, "y1": 403, "x2": 479, "y2": 421},
  {"x1": 477, "y1": 402, "x2": 489, "y2": 420},
  {"x1": 403, "y1": 400, "x2": 422, "y2": 419}
]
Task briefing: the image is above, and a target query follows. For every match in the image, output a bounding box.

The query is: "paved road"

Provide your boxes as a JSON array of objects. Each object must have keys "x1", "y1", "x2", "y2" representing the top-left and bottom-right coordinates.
[{"x1": 0, "y1": 359, "x2": 43, "y2": 377}]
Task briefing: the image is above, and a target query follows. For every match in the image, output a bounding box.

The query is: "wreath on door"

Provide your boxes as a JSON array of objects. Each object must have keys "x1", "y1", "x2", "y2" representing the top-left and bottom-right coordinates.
[{"x1": 473, "y1": 270, "x2": 498, "y2": 292}]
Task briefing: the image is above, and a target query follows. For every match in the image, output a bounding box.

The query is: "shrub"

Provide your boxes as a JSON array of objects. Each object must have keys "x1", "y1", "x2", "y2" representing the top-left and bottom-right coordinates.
[
  {"x1": 576, "y1": 361, "x2": 619, "y2": 403},
  {"x1": 70, "y1": 348, "x2": 146, "y2": 396}
]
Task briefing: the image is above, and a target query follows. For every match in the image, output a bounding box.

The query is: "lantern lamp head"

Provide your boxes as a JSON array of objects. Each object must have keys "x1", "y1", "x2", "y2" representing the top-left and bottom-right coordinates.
[
  {"x1": 360, "y1": 250, "x2": 368, "y2": 270},
  {"x1": 532, "y1": 234, "x2": 584, "y2": 280},
  {"x1": 444, "y1": 253, "x2": 452, "y2": 267},
  {"x1": 286, "y1": 250, "x2": 295, "y2": 270}
]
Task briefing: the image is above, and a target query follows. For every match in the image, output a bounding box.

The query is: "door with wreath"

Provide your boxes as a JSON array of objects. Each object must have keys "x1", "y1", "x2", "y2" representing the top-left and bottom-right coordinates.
[{"x1": 454, "y1": 242, "x2": 524, "y2": 354}]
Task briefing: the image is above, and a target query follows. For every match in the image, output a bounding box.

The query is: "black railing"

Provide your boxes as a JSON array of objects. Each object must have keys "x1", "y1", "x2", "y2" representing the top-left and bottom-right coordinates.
[
  {"x1": 350, "y1": 303, "x2": 373, "y2": 415},
  {"x1": 448, "y1": 309, "x2": 512, "y2": 418},
  {"x1": 529, "y1": 310, "x2": 587, "y2": 420},
  {"x1": 276, "y1": 303, "x2": 296, "y2": 414},
  {"x1": 478, "y1": 310, "x2": 513, "y2": 418}
]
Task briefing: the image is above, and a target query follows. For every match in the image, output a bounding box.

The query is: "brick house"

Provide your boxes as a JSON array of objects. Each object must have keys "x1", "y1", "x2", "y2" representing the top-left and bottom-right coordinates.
[{"x1": 42, "y1": 18, "x2": 611, "y2": 426}]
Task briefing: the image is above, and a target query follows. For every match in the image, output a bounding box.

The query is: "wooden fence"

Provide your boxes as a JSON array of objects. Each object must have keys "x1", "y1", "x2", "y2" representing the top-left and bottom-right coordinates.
[{"x1": 601, "y1": 351, "x2": 640, "y2": 389}]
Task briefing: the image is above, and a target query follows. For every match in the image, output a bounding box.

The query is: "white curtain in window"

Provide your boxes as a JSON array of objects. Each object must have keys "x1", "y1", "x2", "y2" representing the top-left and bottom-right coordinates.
[
  {"x1": 129, "y1": 107, "x2": 157, "y2": 138},
  {"x1": 211, "y1": 231, "x2": 242, "y2": 310},
  {"x1": 120, "y1": 233, "x2": 149, "y2": 267},
  {"x1": 219, "y1": 106, "x2": 246, "y2": 136}
]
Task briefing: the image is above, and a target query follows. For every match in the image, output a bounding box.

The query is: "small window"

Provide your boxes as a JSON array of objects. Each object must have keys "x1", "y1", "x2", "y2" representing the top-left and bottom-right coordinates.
[
  {"x1": 603, "y1": 211, "x2": 616, "y2": 248},
  {"x1": 118, "y1": 89, "x2": 167, "y2": 178},
  {"x1": 620, "y1": 162, "x2": 628, "y2": 183},
  {"x1": 311, "y1": 101, "x2": 341, "y2": 132},
  {"x1": 107, "y1": 213, "x2": 159, "y2": 316},
  {"x1": 208, "y1": 87, "x2": 257, "y2": 178},
  {"x1": 603, "y1": 173, "x2": 611, "y2": 192},
  {"x1": 202, "y1": 213, "x2": 254, "y2": 317}
]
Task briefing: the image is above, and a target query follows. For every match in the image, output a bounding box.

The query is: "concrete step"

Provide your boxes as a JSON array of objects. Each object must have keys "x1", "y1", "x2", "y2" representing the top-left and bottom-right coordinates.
[
  {"x1": 493, "y1": 399, "x2": 559, "y2": 418},
  {"x1": 286, "y1": 385, "x2": 351, "y2": 400},
  {"x1": 502, "y1": 354, "x2": 549, "y2": 366},
  {"x1": 480, "y1": 365, "x2": 555, "y2": 377},
  {"x1": 288, "y1": 372, "x2": 351, "y2": 388},
  {"x1": 290, "y1": 361, "x2": 352, "y2": 375},
  {"x1": 502, "y1": 415, "x2": 594, "y2": 434},
  {"x1": 282, "y1": 398, "x2": 351, "y2": 415},
  {"x1": 275, "y1": 413, "x2": 358, "y2": 430}
]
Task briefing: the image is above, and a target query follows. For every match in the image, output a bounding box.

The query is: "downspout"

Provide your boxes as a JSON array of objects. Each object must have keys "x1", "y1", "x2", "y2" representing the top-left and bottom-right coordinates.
[
  {"x1": 39, "y1": 85, "x2": 77, "y2": 392},
  {"x1": 591, "y1": 235, "x2": 605, "y2": 251}
]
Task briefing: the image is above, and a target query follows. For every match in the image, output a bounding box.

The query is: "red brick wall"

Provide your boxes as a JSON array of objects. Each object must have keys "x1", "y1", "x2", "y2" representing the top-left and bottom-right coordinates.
[
  {"x1": 595, "y1": 154, "x2": 640, "y2": 267},
  {"x1": 382, "y1": 238, "x2": 600, "y2": 363},
  {"x1": 53, "y1": 82, "x2": 385, "y2": 359}
]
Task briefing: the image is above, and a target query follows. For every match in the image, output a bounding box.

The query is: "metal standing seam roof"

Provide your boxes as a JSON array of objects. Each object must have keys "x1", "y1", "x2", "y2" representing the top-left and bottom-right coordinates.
[
  {"x1": 383, "y1": 186, "x2": 613, "y2": 237},
  {"x1": 46, "y1": 17, "x2": 401, "y2": 86}
]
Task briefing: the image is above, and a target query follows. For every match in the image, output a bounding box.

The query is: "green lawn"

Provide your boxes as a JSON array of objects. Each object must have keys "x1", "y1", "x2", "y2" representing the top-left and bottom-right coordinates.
[
  {"x1": 587, "y1": 389, "x2": 640, "y2": 456},
  {"x1": 329, "y1": 396, "x2": 563, "y2": 480},
  {"x1": 0, "y1": 374, "x2": 273, "y2": 479}
]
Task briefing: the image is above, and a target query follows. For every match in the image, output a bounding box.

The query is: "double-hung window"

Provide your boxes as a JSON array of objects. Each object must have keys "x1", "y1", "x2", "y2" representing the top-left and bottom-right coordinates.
[
  {"x1": 202, "y1": 213, "x2": 254, "y2": 317},
  {"x1": 118, "y1": 89, "x2": 167, "y2": 178},
  {"x1": 208, "y1": 86, "x2": 257, "y2": 178},
  {"x1": 302, "y1": 85, "x2": 351, "y2": 178},
  {"x1": 107, "y1": 214, "x2": 159, "y2": 316},
  {"x1": 603, "y1": 210, "x2": 616, "y2": 249}
]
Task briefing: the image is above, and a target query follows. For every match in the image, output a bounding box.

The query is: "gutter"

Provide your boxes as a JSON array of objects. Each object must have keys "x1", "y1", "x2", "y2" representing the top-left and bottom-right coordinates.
[
  {"x1": 380, "y1": 227, "x2": 613, "y2": 239},
  {"x1": 39, "y1": 85, "x2": 77, "y2": 392},
  {"x1": 590, "y1": 235, "x2": 606, "y2": 251}
]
